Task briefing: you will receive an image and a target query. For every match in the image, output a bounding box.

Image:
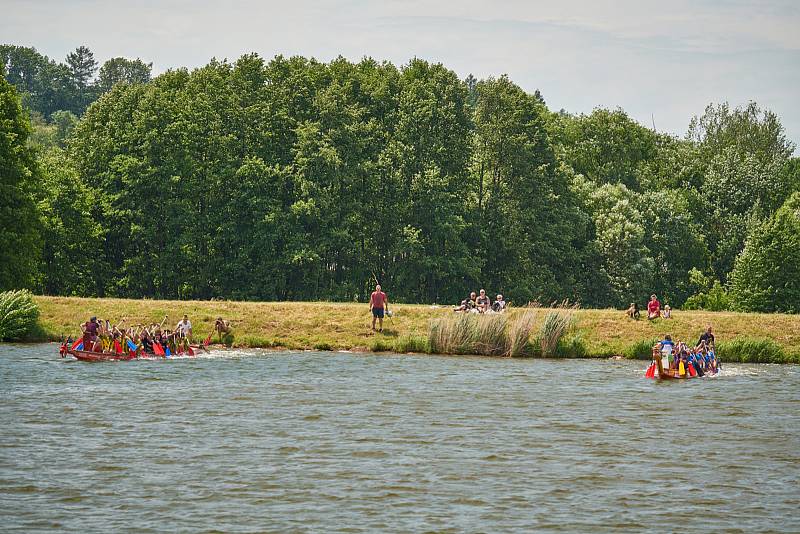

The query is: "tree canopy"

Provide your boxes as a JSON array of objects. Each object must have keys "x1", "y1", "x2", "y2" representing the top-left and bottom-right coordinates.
[{"x1": 2, "y1": 47, "x2": 798, "y2": 311}]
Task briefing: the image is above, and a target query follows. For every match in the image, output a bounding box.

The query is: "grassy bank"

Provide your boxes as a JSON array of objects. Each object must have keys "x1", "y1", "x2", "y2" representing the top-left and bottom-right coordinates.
[{"x1": 32, "y1": 296, "x2": 800, "y2": 362}]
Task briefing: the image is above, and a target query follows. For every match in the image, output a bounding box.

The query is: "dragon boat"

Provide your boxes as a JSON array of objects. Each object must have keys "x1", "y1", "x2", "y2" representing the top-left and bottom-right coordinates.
[
  {"x1": 645, "y1": 347, "x2": 719, "y2": 380},
  {"x1": 59, "y1": 341, "x2": 208, "y2": 362}
]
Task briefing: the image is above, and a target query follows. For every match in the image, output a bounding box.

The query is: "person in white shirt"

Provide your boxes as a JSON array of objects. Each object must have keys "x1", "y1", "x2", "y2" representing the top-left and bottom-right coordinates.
[{"x1": 176, "y1": 314, "x2": 193, "y2": 342}]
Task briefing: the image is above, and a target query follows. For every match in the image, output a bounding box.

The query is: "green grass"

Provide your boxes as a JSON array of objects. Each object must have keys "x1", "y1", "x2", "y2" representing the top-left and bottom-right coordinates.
[
  {"x1": 26, "y1": 296, "x2": 800, "y2": 362},
  {"x1": 624, "y1": 339, "x2": 660, "y2": 360},
  {"x1": 718, "y1": 337, "x2": 797, "y2": 364}
]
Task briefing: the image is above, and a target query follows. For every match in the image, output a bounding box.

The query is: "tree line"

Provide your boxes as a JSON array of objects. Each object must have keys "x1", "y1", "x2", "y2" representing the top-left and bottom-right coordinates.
[{"x1": 2, "y1": 46, "x2": 799, "y2": 311}]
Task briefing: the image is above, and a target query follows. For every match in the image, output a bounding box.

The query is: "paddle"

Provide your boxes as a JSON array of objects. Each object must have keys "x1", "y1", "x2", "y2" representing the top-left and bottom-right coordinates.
[
  {"x1": 644, "y1": 362, "x2": 654, "y2": 378},
  {"x1": 678, "y1": 360, "x2": 686, "y2": 377}
]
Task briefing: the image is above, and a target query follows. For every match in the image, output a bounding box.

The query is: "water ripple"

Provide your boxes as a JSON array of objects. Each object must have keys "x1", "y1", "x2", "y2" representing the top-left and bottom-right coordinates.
[{"x1": 0, "y1": 344, "x2": 798, "y2": 532}]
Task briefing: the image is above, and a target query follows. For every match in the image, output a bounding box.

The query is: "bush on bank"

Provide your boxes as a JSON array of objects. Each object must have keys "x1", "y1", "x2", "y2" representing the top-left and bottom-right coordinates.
[{"x1": 0, "y1": 290, "x2": 41, "y2": 341}]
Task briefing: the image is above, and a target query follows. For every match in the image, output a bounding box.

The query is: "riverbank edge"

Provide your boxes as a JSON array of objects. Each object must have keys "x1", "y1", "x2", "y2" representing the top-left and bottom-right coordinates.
[{"x1": 26, "y1": 296, "x2": 800, "y2": 363}]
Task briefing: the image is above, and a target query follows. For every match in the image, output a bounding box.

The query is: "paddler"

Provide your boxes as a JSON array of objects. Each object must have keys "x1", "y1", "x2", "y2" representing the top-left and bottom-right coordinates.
[
  {"x1": 80, "y1": 317, "x2": 100, "y2": 352},
  {"x1": 697, "y1": 325, "x2": 716, "y2": 352},
  {"x1": 176, "y1": 314, "x2": 193, "y2": 343}
]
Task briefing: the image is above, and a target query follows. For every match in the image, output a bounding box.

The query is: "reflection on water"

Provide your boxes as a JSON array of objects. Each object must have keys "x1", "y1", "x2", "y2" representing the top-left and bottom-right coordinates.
[{"x1": 1, "y1": 344, "x2": 799, "y2": 532}]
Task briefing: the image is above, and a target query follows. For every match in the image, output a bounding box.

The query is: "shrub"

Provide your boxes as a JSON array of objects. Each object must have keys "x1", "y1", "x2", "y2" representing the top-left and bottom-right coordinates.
[
  {"x1": 394, "y1": 335, "x2": 430, "y2": 353},
  {"x1": 718, "y1": 337, "x2": 787, "y2": 363},
  {"x1": 625, "y1": 339, "x2": 660, "y2": 360},
  {"x1": 370, "y1": 338, "x2": 394, "y2": 352},
  {"x1": 553, "y1": 333, "x2": 588, "y2": 358},
  {"x1": 0, "y1": 290, "x2": 40, "y2": 341},
  {"x1": 683, "y1": 280, "x2": 732, "y2": 311}
]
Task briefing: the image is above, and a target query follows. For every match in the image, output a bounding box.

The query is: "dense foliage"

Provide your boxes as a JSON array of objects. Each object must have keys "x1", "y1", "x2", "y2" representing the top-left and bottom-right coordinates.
[
  {"x1": 2, "y1": 48, "x2": 799, "y2": 310},
  {"x1": 729, "y1": 192, "x2": 800, "y2": 312},
  {"x1": 0, "y1": 74, "x2": 41, "y2": 289},
  {"x1": 1, "y1": 44, "x2": 151, "y2": 118},
  {"x1": 0, "y1": 290, "x2": 40, "y2": 341}
]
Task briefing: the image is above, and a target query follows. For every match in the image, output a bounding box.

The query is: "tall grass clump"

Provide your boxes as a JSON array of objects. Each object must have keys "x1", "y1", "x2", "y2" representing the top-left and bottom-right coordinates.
[
  {"x1": 0, "y1": 290, "x2": 40, "y2": 341},
  {"x1": 429, "y1": 313, "x2": 478, "y2": 354},
  {"x1": 536, "y1": 304, "x2": 576, "y2": 357},
  {"x1": 718, "y1": 337, "x2": 788, "y2": 363},
  {"x1": 475, "y1": 314, "x2": 509, "y2": 355},
  {"x1": 507, "y1": 310, "x2": 536, "y2": 357}
]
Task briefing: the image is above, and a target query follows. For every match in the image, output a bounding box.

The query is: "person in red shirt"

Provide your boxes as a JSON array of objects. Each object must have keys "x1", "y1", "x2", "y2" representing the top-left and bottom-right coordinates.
[
  {"x1": 647, "y1": 294, "x2": 661, "y2": 320},
  {"x1": 369, "y1": 284, "x2": 388, "y2": 332}
]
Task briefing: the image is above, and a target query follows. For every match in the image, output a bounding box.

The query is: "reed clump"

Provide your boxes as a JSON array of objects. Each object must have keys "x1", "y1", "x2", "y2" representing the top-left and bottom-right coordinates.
[
  {"x1": 428, "y1": 310, "x2": 542, "y2": 357},
  {"x1": 507, "y1": 310, "x2": 536, "y2": 357},
  {"x1": 535, "y1": 302, "x2": 577, "y2": 357}
]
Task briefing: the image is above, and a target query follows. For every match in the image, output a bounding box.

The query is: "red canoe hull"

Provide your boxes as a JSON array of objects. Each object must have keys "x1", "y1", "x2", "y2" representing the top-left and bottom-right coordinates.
[{"x1": 62, "y1": 347, "x2": 205, "y2": 362}]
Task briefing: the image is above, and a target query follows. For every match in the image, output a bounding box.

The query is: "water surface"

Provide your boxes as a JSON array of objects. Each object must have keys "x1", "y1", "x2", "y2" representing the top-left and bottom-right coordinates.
[{"x1": 1, "y1": 344, "x2": 799, "y2": 532}]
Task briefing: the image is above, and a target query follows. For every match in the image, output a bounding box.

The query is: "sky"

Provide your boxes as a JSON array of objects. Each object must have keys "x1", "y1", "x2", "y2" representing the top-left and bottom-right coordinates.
[{"x1": 3, "y1": 0, "x2": 799, "y2": 149}]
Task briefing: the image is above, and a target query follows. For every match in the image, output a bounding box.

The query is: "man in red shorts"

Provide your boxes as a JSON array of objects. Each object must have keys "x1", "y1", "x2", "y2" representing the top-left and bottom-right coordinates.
[{"x1": 369, "y1": 284, "x2": 388, "y2": 332}]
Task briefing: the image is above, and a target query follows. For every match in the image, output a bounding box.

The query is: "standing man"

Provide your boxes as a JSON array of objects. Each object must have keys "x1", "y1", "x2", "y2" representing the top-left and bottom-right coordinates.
[
  {"x1": 176, "y1": 314, "x2": 193, "y2": 343},
  {"x1": 369, "y1": 284, "x2": 388, "y2": 332}
]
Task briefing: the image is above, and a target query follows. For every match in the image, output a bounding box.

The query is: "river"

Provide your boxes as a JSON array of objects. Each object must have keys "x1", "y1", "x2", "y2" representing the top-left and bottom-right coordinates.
[{"x1": 1, "y1": 344, "x2": 798, "y2": 532}]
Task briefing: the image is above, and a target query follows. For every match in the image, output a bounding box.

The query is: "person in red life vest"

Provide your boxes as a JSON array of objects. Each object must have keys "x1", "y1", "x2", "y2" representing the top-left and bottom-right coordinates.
[
  {"x1": 80, "y1": 316, "x2": 100, "y2": 352},
  {"x1": 369, "y1": 284, "x2": 389, "y2": 332},
  {"x1": 647, "y1": 294, "x2": 661, "y2": 320}
]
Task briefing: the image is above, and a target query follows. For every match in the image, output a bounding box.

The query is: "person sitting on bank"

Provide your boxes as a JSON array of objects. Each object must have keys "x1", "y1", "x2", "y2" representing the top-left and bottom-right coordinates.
[
  {"x1": 647, "y1": 294, "x2": 661, "y2": 320},
  {"x1": 215, "y1": 317, "x2": 235, "y2": 346},
  {"x1": 662, "y1": 305, "x2": 671, "y2": 319},
  {"x1": 370, "y1": 284, "x2": 388, "y2": 332},
  {"x1": 626, "y1": 302, "x2": 640, "y2": 320},
  {"x1": 454, "y1": 291, "x2": 477, "y2": 312},
  {"x1": 476, "y1": 289, "x2": 491, "y2": 313},
  {"x1": 492, "y1": 294, "x2": 506, "y2": 313}
]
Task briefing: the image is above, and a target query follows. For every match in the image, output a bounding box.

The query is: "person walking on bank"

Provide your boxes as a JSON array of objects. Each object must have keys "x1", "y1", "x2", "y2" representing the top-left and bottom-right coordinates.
[{"x1": 370, "y1": 284, "x2": 388, "y2": 332}]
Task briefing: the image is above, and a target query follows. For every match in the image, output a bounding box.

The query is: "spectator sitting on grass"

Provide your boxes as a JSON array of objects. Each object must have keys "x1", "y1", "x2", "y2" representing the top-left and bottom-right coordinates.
[
  {"x1": 454, "y1": 292, "x2": 477, "y2": 312},
  {"x1": 647, "y1": 294, "x2": 661, "y2": 320}
]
